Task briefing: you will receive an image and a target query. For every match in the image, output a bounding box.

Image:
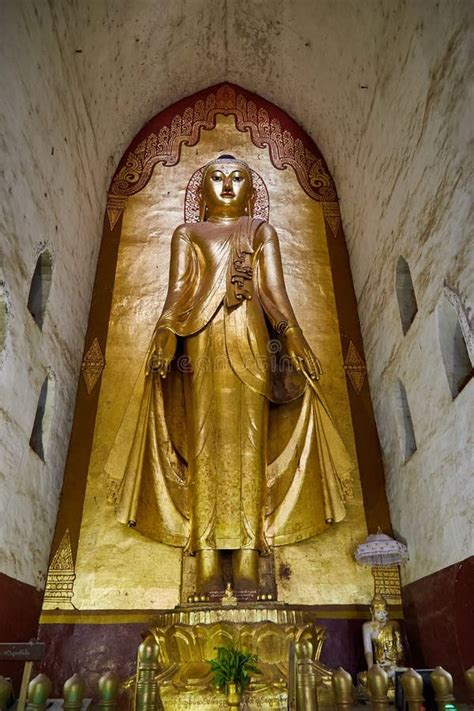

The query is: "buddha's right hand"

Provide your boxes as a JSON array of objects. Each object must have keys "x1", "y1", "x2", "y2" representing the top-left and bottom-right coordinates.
[{"x1": 149, "y1": 329, "x2": 177, "y2": 377}]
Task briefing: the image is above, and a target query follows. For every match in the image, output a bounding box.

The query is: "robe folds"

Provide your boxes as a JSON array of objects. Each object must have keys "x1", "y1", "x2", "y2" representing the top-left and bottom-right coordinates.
[{"x1": 106, "y1": 216, "x2": 354, "y2": 552}]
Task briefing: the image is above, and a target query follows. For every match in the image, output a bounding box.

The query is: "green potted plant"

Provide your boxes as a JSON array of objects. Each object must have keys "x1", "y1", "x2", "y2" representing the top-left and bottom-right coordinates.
[{"x1": 207, "y1": 644, "x2": 261, "y2": 707}]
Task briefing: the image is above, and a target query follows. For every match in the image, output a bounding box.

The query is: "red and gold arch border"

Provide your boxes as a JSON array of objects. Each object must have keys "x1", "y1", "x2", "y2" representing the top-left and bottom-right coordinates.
[
  {"x1": 48, "y1": 82, "x2": 392, "y2": 607},
  {"x1": 106, "y1": 83, "x2": 336, "y2": 231},
  {"x1": 37, "y1": 84, "x2": 397, "y2": 692}
]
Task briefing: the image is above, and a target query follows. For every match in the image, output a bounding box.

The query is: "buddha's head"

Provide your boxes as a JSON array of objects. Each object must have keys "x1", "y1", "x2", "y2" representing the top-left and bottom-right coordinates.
[
  {"x1": 370, "y1": 594, "x2": 389, "y2": 623},
  {"x1": 200, "y1": 155, "x2": 253, "y2": 220}
]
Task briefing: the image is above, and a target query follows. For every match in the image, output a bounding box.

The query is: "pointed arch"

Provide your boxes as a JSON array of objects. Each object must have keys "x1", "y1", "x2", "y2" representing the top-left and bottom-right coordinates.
[
  {"x1": 51, "y1": 81, "x2": 392, "y2": 598},
  {"x1": 438, "y1": 288, "x2": 473, "y2": 398},
  {"x1": 27, "y1": 250, "x2": 53, "y2": 330},
  {"x1": 29, "y1": 373, "x2": 56, "y2": 460},
  {"x1": 395, "y1": 256, "x2": 418, "y2": 335},
  {"x1": 394, "y1": 379, "x2": 417, "y2": 463}
]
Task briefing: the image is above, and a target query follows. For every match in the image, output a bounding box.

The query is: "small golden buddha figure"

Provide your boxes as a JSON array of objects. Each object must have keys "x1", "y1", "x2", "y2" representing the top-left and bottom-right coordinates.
[
  {"x1": 358, "y1": 594, "x2": 406, "y2": 696},
  {"x1": 110, "y1": 154, "x2": 354, "y2": 596},
  {"x1": 221, "y1": 583, "x2": 238, "y2": 607}
]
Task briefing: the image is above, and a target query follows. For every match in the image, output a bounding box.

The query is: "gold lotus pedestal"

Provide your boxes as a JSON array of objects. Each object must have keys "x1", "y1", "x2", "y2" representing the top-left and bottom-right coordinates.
[{"x1": 132, "y1": 603, "x2": 335, "y2": 710}]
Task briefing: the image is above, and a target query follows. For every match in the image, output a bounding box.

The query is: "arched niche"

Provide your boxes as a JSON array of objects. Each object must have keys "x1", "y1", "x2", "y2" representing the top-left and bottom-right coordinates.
[
  {"x1": 396, "y1": 256, "x2": 418, "y2": 335},
  {"x1": 438, "y1": 289, "x2": 473, "y2": 399},
  {"x1": 394, "y1": 379, "x2": 417, "y2": 463},
  {"x1": 48, "y1": 82, "x2": 390, "y2": 613},
  {"x1": 29, "y1": 373, "x2": 55, "y2": 461},
  {"x1": 27, "y1": 250, "x2": 53, "y2": 330}
]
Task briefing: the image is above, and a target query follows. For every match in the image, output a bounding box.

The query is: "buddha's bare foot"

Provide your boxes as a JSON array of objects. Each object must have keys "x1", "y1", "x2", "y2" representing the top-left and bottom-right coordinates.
[
  {"x1": 232, "y1": 549, "x2": 259, "y2": 592},
  {"x1": 196, "y1": 549, "x2": 222, "y2": 593}
]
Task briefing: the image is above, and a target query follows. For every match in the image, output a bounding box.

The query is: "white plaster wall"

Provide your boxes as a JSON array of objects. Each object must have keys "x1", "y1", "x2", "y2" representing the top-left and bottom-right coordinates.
[
  {"x1": 0, "y1": 1, "x2": 104, "y2": 589},
  {"x1": 1, "y1": 0, "x2": 472, "y2": 590},
  {"x1": 224, "y1": 0, "x2": 474, "y2": 585},
  {"x1": 0, "y1": 0, "x2": 227, "y2": 591},
  {"x1": 324, "y1": 1, "x2": 474, "y2": 584}
]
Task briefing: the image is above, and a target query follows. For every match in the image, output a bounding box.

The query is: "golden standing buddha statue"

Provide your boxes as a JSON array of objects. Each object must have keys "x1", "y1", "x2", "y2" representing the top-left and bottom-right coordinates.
[{"x1": 109, "y1": 155, "x2": 354, "y2": 595}]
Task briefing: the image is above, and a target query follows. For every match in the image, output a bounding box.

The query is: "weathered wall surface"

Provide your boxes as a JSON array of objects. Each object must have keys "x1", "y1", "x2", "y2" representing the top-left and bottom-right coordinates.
[
  {"x1": 0, "y1": 1, "x2": 226, "y2": 591},
  {"x1": 225, "y1": 0, "x2": 474, "y2": 585},
  {"x1": 1, "y1": 0, "x2": 472, "y2": 594},
  {"x1": 338, "y1": 1, "x2": 474, "y2": 586},
  {"x1": 0, "y1": 2, "x2": 103, "y2": 589}
]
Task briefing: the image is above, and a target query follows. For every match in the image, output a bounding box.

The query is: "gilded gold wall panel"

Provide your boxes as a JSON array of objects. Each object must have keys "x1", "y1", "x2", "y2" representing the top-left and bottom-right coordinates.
[{"x1": 71, "y1": 115, "x2": 373, "y2": 609}]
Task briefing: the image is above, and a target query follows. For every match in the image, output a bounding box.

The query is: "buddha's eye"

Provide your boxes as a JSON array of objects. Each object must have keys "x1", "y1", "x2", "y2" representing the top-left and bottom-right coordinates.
[
  {"x1": 233, "y1": 176, "x2": 244, "y2": 183},
  {"x1": 211, "y1": 175, "x2": 223, "y2": 182}
]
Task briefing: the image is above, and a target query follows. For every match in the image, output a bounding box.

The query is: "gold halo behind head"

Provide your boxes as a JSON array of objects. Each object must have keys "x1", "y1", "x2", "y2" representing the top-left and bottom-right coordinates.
[{"x1": 185, "y1": 156, "x2": 270, "y2": 223}]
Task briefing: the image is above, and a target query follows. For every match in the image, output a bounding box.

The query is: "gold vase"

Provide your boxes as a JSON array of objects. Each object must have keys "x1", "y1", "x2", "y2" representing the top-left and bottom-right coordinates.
[{"x1": 226, "y1": 682, "x2": 241, "y2": 707}]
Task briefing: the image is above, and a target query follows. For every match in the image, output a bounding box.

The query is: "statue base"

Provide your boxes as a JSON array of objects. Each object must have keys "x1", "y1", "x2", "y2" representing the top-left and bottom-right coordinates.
[
  {"x1": 128, "y1": 603, "x2": 337, "y2": 709},
  {"x1": 157, "y1": 687, "x2": 288, "y2": 710},
  {"x1": 180, "y1": 552, "x2": 278, "y2": 604}
]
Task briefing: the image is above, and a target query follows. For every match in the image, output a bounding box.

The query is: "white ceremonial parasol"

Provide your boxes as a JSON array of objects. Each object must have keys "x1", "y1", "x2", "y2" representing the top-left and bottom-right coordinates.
[{"x1": 355, "y1": 528, "x2": 409, "y2": 567}]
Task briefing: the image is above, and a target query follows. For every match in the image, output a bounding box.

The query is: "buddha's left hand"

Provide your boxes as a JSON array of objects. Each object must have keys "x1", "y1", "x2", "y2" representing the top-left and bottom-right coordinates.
[{"x1": 285, "y1": 327, "x2": 323, "y2": 380}]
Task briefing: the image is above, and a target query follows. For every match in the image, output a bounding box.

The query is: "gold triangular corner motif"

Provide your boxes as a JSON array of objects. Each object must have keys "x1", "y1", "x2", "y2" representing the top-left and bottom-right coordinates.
[
  {"x1": 81, "y1": 337, "x2": 105, "y2": 394},
  {"x1": 50, "y1": 529, "x2": 74, "y2": 571},
  {"x1": 344, "y1": 341, "x2": 366, "y2": 394},
  {"x1": 106, "y1": 194, "x2": 127, "y2": 231},
  {"x1": 345, "y1": 341, "x2": 365, "y2": 367},
  {"x1": 43, "y1": 529, "x2": 76, "y2": 610},
  {"x1": 322, "y1": 202, "x2": 341, "y2": 238},
  {"x1": 348, "y1": 369, "x2": 366, "y2": 394},
  {"x1": 107, "y1": 207, "x2": 122, "y2": 231}
]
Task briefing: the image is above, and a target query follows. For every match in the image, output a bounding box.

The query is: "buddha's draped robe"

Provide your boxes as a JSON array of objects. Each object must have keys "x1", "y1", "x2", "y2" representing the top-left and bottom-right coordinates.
[
  {"x1": 373, "y1": 621, "x2": 405, "y2": 669},
  {"x1": 107, "y1": 216, "x2": 353, "y2": 552}
]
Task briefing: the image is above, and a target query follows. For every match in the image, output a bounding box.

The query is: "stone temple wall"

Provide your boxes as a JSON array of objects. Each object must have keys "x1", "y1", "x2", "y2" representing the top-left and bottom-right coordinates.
[
  {"x1": 0, "y1": 0, "x2": 472, "y2": 618},
  {"x1": 0, "y1": 0, "x2": 226, "y2": 596},
  {"x1": 223, "y1": 0, "x2": 474, "y2": 587},
  {"x1": 329, "y1": 2, "x2": 474, "y2": 588},
  {"x1": 0, "y1": 2, "x2": 103, "y2": 592}
]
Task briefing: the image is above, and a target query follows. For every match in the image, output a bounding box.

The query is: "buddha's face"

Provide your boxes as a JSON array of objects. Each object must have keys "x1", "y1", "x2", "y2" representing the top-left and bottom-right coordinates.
[
  {"x1": 201, "y1": 162, "x2": 252, "y2": 218},
  {"x1": 373, "y1": 606, "x2": 389, "y2": 623}
]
